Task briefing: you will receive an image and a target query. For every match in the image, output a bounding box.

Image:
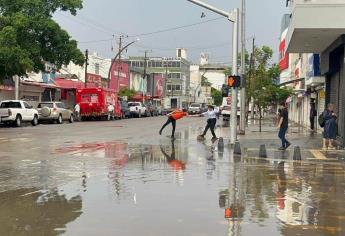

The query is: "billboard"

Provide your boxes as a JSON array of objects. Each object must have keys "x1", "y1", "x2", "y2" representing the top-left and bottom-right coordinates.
[
  {"x1": 147, "y1": 74, "x2": 165, "y2": 98},
  {"x1": 279, "y1": 28, "x2": 289, "y2": 71},
  {"x1": 86, "y1": 73, "x2": 102, "y2": 88},
  {"x1": 110, "y1": 61, "x2": 130, "y2": 92}
]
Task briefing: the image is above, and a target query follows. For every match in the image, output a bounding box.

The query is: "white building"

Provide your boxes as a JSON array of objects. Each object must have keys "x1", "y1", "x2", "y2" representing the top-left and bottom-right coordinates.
[{"x1": 284, "y1": 0, "x2": 345, "y2": 145}]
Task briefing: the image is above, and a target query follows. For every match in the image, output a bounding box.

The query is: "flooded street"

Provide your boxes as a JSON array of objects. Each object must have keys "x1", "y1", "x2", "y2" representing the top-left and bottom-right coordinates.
[{"x1": 0, "y1": 117, "x2": 345, "y2": 235}]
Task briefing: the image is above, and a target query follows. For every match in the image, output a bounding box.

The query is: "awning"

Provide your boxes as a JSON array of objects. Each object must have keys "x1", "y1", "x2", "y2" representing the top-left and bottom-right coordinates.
[
  {"x1": 21, "y1": 80, "x2": 57, "y2": 88},
  {"x1": 54, "y1": 78, "x2": 84, "y2": 89}
]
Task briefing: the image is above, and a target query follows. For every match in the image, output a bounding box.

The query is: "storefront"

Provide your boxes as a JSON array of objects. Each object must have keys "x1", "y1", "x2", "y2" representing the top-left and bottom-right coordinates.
[{"x1": 321, "y1": 37, "x2": 345, "y2": 146}]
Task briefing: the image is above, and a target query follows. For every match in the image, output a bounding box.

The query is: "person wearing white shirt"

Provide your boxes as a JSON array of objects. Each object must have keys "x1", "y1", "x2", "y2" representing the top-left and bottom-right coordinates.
[
  {"x1": 74, "y1": 103, "x2": 80, "y2": 121},
  {"x1": 108, "y1": 103, "x2": 114, "y2": 120},
  {"x1": 199, "y1": 105, "x2": 218, "y2": 140}
]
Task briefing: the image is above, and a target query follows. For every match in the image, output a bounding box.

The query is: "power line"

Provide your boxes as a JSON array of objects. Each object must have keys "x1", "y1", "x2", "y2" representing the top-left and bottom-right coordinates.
[{"x1": 128, "y1": 17, "x2": 223, "y2": 38}]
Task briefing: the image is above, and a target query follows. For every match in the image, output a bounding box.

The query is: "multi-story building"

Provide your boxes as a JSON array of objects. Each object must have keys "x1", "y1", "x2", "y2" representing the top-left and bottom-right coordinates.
[
  {"x1": 126, "y1": 49, "x2": 191, "y2": 109},
  {"x1": 282, "y1": 0, "x2": 345, "y2": 146}
]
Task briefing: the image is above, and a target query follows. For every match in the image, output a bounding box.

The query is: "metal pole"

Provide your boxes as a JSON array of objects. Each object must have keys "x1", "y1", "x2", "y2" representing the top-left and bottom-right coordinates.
[
  {"x1": 250, "y1": 37, "x2": 255, "y2": 120},
  {"x1": 230, "y1": 8, "x2": 239, "y2": 145},
  {"x1": 107, "y1": 39, "x2": 138, "y2": 89},
  {"x1": 143, "y1": 51, "x2": 148, "y2": 103},
  {"x1": 186, "y1": 0, "x2": 230, "y2": 18},
  {"x1": 239, "y1": 0, "x2": 246, "y2": 134},
  {"x1": 117, "y1": 36, "x2": 123, "y2": 93},
  {"x1": 84, "y1": 49, "x2": 88, "y2": 88}
]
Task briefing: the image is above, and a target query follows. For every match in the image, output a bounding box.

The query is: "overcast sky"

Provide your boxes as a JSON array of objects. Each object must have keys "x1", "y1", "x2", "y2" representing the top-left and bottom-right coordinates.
[{"x1": 54, "y1": 0, "x2": 288, "y2": 64}]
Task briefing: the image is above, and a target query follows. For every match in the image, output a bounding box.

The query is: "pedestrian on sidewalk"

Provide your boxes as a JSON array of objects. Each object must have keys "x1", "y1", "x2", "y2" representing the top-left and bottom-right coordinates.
[
  {"x1": 159, "y1": 109, "x2": 188, "y2": 139},
  {"x1": 310, "y1": 103, "x2": 317, "y2": 131},
  {"x1": 198, "y1": 105, "x2": 218, "y2": 141},
  {"x1": 277, "y1": 102, "x2": 291, "y2": 150},
  {"x1": 322, "y1": 103, "x2": 337, "y2": 150}
]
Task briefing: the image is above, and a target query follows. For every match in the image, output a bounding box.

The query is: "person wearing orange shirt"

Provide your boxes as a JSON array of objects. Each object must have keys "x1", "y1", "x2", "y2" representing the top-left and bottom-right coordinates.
[{"x1": 159, "y1": 109, "x2": 188, "y2": 139}]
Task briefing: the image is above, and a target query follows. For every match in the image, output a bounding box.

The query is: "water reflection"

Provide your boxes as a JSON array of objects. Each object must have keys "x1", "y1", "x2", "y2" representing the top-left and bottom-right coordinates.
[
  {"x1": 1, "y1": 137, "x2": 345, "y2": 235},
  {"x1": 0, "y1": 188, "x2": 82, "y2": 235}
]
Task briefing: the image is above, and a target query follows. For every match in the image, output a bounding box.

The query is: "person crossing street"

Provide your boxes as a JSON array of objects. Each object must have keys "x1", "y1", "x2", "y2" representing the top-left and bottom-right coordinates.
[
  {"x1": 198, "y1": 105, "x2": 218, "y2": 142},
  {"x1": 159, "y1": 109, "x2": 188, "y2": 139}
]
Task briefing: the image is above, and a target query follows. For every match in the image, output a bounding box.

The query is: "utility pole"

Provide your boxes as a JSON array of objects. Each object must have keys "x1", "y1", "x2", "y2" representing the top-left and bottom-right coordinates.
[
  {"x1": 117, "y1": 35, "x2": 123, "y2": 93},
  {"x1": 250, "y1": 37, "x2": 255, "y2": 120},
  {"x1": 186, "y1": 0, "x2": 239, "y2": 144},
  {"x1": 230, "y1": 8, "x2": 239, "y2": 145},
  {"x1": 239, "y1": 0, "x2": 246, "y2": 135},
  {"x1": 84, "y1": 49, "x2": 89, "y2": 88},
  {"x1": 143, "y1": 50, "x2": 149, "y2": 103}
]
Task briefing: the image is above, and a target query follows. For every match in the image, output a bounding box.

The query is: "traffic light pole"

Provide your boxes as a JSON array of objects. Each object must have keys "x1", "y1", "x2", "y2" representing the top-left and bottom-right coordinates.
[
  {"x1": 230, "y1": 9, "x2": 239, "y2": 145},
  {"x1": 186, "y1": 0, "x2": 239, "y2": 144}
]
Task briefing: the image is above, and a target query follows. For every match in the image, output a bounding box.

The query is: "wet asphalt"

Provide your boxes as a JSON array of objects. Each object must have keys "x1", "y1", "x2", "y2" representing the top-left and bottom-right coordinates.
[{"x1": 0, "y1": 117, "x2": 345, "y2": 236}]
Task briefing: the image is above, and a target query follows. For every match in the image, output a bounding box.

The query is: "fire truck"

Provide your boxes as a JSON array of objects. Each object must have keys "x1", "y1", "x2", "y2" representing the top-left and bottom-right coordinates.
[{"x1": 76, "y1": 88, "x2": 122, "y2": 120}]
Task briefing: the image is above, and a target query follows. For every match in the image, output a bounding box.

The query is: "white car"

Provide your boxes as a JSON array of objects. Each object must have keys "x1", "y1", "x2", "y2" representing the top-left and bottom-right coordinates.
[
  {"x1": 221, "y1": 105, "x2": 240, "y2": 121},
  {"x1": 0, "y1": 100, "x2": 39, "y2": 127},
  {"x1": 128, "y1": 102, "x2": 148, "y2": 118}
]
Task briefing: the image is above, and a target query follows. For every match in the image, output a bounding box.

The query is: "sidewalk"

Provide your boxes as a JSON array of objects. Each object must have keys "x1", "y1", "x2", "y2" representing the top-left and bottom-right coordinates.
[{"x1": 218, "y1": 117, "x2": 345, "y2": 162}]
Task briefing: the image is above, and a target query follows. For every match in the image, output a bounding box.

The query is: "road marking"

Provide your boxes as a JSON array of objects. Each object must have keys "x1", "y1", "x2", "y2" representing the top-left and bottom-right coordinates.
[{"x1": 310, "y1": 149, "x2": 327, "y2": 160}]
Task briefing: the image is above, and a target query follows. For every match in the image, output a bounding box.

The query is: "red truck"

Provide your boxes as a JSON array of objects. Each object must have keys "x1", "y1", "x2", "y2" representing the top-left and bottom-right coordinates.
[{"x1": 76, "y1": 88, "x2": 122, "y2": 120}]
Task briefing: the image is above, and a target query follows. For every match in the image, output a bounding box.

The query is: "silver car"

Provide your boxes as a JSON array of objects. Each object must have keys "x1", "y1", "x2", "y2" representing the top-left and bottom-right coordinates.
[{"x1": 37, "y1": 102, "x2": 74, "y2": 124}]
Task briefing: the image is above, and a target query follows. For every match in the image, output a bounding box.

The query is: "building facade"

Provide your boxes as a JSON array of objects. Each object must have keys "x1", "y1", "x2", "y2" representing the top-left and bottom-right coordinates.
[
  {"x1": 284, "y1": 0, "x2": 345, "y2": 146},
  {"x1": 126, "y1": 49, "x2": 191, "y2": 109}
]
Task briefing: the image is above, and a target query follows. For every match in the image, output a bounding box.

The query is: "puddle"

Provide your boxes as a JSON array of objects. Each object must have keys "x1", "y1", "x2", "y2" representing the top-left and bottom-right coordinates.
[{"x1": 0, "y1": 138, "x2": 345, "y2": 235}]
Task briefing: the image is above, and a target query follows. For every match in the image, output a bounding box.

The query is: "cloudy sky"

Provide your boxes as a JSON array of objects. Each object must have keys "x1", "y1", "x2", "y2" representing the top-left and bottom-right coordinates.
[{"x1": 54, "y1": 0, "x2": 288, "y2": 64}]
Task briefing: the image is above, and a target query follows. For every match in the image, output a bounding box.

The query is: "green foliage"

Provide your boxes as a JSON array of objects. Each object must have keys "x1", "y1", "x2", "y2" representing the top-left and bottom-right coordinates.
[
  {"x1": 245, "y1": 45, "x2": 291, "y2": 111},
  {"x1": 118, "y1": 88, "x2": 136, "y2": 100},
  {"x1": 224, "y1": 67, "x2": 232, "y2": 76},
  {"x1": 0, "y1": 0, "x2": 84, "y2": 80},
  {"x1": 201, "y1": 76, "x2": 212, "y2": 87},
  {"x1": 211, "y1": 87, "x2": 222, "y2": 106}
]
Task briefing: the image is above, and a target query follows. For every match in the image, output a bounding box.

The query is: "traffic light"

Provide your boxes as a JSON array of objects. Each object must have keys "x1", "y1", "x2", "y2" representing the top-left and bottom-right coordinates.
[
  {"x1": 221, "y1": 84, "x2": 229, "y2": 97},
  {"x1": 227, "y1": 75, "x2": 241, "y2": 88}
]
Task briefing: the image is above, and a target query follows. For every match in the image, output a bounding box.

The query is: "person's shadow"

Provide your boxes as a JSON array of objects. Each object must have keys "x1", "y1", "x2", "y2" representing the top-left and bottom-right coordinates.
[{"x1": 160, "y1": 140, "x2": 186, "y2": 170}]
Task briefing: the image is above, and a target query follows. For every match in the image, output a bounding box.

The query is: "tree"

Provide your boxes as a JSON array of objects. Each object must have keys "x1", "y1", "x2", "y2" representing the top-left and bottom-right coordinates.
[
  {"x1": 211, "y1": 87, "x2": 222, "y2": 106},
  {"x1": 201, "y1": 75, "x2": 212, "y2": 87},
  {"x1": 0, "y1": 0, "x2": 85, "y2": 81},
  {"x1": 118, "y1": 88, "x2": 136, "y2": 101},
  {"x1": 245, "y1": 45, "x2": 292, "y2": 131}
]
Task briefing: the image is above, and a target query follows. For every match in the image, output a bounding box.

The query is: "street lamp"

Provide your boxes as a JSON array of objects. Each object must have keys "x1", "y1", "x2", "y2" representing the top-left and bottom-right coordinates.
[
  {"x1": 186, "y1": 0, "x2": 239, "y2": 144},
  {"x1": 107, "y1": 38, "x2": 140, "y2": 89}
]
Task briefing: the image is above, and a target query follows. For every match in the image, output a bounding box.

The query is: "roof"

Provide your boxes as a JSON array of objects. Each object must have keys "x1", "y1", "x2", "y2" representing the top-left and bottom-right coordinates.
[
  {"x1": 54, "y1": 78, "x2": 84, "y2": 89},
  {"x1": 21, "y1": 80, "x2": 57, "y2": 88}
]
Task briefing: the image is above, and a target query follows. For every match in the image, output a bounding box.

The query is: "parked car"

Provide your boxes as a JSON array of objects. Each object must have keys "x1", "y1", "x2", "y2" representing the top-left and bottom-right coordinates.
[
  {"x1": 145, "y1": 103, "x2": 159, "y2": 116},
  {"x1": 0, "y1": 100, "x2": 39, "y2": 127},
  {"x1": 37, "y1": 102, "x2": 74, "y2": 124},
  {"x1": 221, "y1": 105, "x2": 240, "y2": 121},
  {"x1": 128, "y1": 102, "x2": 148, "y2": 118},
  {"x1": 120, "y1": 100, "x2": 131, "y2": 118},
  {"x1": 188, "y1": 103, "x2": 202, "y2": 115}
]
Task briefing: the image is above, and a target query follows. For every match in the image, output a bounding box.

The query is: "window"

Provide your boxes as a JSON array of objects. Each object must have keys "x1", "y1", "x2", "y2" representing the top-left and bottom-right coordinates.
[
  {"x1": 0, "y1": 102, "x2": 21, "y2": 108},
  {"x1": 95, "y1": 63, "x2": 100, "y2": 74},
  {"x1": 157, "y1": 61, "x2": 162, "y2": 67},
  {"x1": 140, "y1": 61, "x2": 144, "y2": 67},
  {"x1": 56, "y1": 103, "x2": 65, "y2": 109},
  {"x1": 81, "y1": 94, "x2": 98, "y2": 103},
  {"x1": 174, "y1": 85, "x2": 181, "y2": 91},
  {"x1": 167, "y1": 85, "x2": 172, "y2": 91},
  {"x1": 176, "y1": 62, "x2": 181, "y2": 68},
  {"x1": 24, "y1": 102, "x2": 31, "y2": 109},
  {"x1": 172, "y1": 62, "x2": 177, "y2": 68},
  {"x1": 128, "y1": 102, "x2": 140, "y2": 107},
  {"x1": 38, "y1": 103, "x2": 54, "y2": 108}
]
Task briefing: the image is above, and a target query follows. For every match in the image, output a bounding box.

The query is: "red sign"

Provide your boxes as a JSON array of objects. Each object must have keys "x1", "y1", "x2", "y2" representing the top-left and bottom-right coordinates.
[
  {"x1": 279, "y1": 28, "x2": 289, "y2": 71},
  {"x1": 110, "y1": 61, "x2": 129, "y2": 92},
  {"x1": 86, "y1": 73, "x2": 102, "y2": 88}
]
